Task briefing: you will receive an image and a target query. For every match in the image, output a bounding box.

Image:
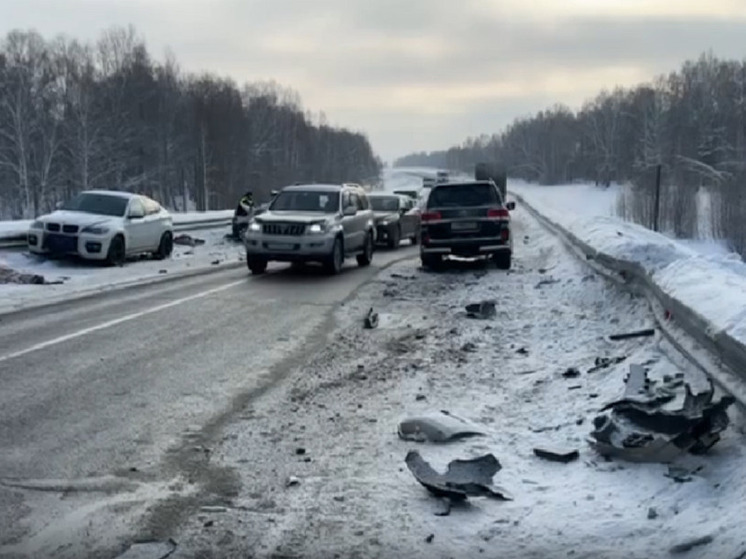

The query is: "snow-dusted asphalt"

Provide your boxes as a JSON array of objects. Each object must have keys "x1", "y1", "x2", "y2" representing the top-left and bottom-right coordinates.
[{"x1": 1, "y1": 201, "x2": 744, "y2": 559}]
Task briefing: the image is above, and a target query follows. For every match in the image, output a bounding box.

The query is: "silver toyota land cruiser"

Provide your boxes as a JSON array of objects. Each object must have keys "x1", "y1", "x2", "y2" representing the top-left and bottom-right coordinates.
[{"x1": 243, "y1": 183, "x2": 377, "y2": 275}]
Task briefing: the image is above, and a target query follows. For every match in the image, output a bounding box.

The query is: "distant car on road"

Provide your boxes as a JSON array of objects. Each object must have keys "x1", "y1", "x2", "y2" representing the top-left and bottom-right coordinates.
[
  {"x1": 419, "y1": 180, "x2": 515, "y2": 270},
  {"x1": 28, "y1": 190, "x2": 174, "y2": 266},
  {"x1": 368, "y1": 193, "x2": 421, "y2": 248},
  {"x1": 436, "y1": 170, "x2": 449, "y2": 184},
  {"x1": 243, "y1": 183, "x2": 376, "y2": 275}
]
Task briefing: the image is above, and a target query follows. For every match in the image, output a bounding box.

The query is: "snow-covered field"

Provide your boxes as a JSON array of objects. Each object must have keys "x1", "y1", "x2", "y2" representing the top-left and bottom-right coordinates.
[
  {"x1": 167, "y1": 199, "x2": 746, "y2": 559},
  {"x1": 510, "y1": 180, "x2": 746, "y2": 365},
  {"x1": 0, "y1": 228, "x2": 245, "y2": 315},
  {"x1": 0, "y1": 210, "x2": 234, "y2": 241}
]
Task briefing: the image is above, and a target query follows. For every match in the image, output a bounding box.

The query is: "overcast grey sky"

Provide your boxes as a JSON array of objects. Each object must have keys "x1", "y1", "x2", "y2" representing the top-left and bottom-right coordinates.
[{"x1": 2, "y1": 0, "x2": 746, "y2": 162}]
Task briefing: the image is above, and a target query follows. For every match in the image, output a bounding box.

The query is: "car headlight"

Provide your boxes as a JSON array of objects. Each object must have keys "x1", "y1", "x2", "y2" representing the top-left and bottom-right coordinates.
[
  {"x1": 307, "y1": 222, "x2": 328, "y2": 234},
  {"x1": 248, "y1": 221, "x2": 262, "y2": 232},
  {"x1": 30, "y1": 220, "x2": 44, "y2": 229},
  {"x1": 82, "y1": 225, "x2": 110, "y2": 235}
]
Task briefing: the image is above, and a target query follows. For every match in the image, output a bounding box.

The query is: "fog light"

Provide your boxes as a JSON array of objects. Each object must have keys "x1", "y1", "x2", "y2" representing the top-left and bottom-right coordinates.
[
  {"x1": 28, "y1": 234, "x2": 38, "y2": 245},
  {"x1": 86, "y1": 242, "x2": 102, "y2": 253}
]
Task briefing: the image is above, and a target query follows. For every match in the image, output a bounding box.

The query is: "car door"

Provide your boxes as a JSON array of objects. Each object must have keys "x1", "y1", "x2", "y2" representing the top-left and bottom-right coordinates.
[
  {"x1": 350, "y1": 192, "x2": 367, "y2": 250},
  {"x1": 124, "y1": 197, "x2": 148, "y2": 252},
  {"x1": 142, "y1": 197, "x2": 164, "y2": 249},
  {"x1": 340, "y1": 190, "x2": 358, "y2": 252},
  {"x1": 399, "y1": 197, "x2": 416, "y2": 238}
]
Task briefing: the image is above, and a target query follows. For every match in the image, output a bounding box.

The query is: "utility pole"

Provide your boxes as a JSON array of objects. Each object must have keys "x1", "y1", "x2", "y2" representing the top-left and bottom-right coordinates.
[{"x1": 653, "y1": 164, "x2": 662, "y2": 232}]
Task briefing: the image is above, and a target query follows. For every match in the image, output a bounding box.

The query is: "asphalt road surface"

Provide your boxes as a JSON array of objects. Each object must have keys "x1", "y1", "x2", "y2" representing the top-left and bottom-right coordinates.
[{"x1": 0, "y1": 245, "x2": 417, "y2": 557}]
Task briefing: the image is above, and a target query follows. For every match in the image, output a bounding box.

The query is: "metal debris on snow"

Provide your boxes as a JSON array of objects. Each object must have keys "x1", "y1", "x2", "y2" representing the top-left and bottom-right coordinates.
[
  {"x1": 364, "y1": 307, "x2": 379, "y2": 329},
  {"x1": 465, "y1": 300, "x2": 496, "y2": 319},
  {"x1": 114, "y1": 539, "x2": 177, "y2": 559},
  {"x1": 533, "y1": 447, "x2": 580, "y2": 463},
  {"x1": 172, "y1": 234, "x2": 205, "y2": 247},
  {"x1": 405, "y1": 450, "x2": 512, "y2": 512},
  {"x1": 588, "y1": 364, "x2": 735, "y2": 462},
  {"x1": 669, "y1": 535, "x2": 714, "y2": 554},
  {"x1": 608, "y1": 328, "x2": 655, "y2": 341},
  {"x1": 587, "y1": 355, "x2": 627, "y2": 374},
  {"x1": 398, "y1": 411, "x2": 485, "y2": 443}
]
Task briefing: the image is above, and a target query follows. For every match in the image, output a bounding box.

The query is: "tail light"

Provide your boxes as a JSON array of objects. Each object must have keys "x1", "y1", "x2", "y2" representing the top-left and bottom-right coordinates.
[
  {"x1": 488, "y1": 208, "x2": 510, "y2": 219},
  {"x1": 421, "y1": 211, "x2": 442, "y2": 222},
  {"x1": 500, "y1": 228, "x2": 510, "y2": 241}
]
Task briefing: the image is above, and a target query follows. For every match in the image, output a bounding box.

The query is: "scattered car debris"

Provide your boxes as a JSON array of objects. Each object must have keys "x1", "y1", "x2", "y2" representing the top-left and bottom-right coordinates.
[
  {"x1": 516, "y1": 347, "x2": 529, "y2": 355},
  {"x1": 415, "y1": 394, "x2": 426, "y2": 401},
  {"x1": 647, "y1": 507, "x2": 658, "y2": 520},
  {"x1": 533, "y1": 447, "x2": 580, "y2": 463},
  {"x1": 425, "y1": 534, "x2": 435, "y2": 543},
  {"x1": 364, "y1": 307, "x2": 379, "y2": 329},
  {"x1": 114, "y1": 539, "x2": 177, "y2": 559},
  {"x1": 405, "y1": 450, "x2": 512, "y2": 511},
  {"x1": 588, "y1": 364, "x2": 735, "y2": 462},
  {"x1": 562, "y1": 367, "x2": 580, "y2": 378},
  {"x1": 608, "y1": 328, "x2": 655, "y2": 341},
  {"x1": 461, "y1": 342, "x2": 478, "y2": 353},
  {"x1": 210, "y1": 259, "x2": 221, "y2": 265},
  {"x1": 391, "y1": 273, "x2": 416, "y2": 280},
  {"x1": 669, "y1": 534, "x2": 714, "y2": 554},
  {"x1": 587, "y1": 356, "x2": 627, "y2": 374},
  {"x1": 398, "y1": 411, "x2": 485, "y2": 443},
  {"x1": 286, "y1": 476, "x2": 300, "y2": 487},
  {"x1": 0, "y1": 266, "x2": 46, "y2": 285},
  {"x1": 535, "y1": 277, "x2": 561, "y2": 289},
  {"x1": 295, "y1": 447, "x2": 306, "y2": 455},
  {"x1": 199, "y1": 506, "x2": 228, "y2": 513},
  {"x1": 173, "y1": 234, "x2": 205, "y2": 247},
  {"x1": 465, "y1": 300, "x2": 496, "y2": 319},
  {"x1": 665, "y1": 465, "x2": 702, "y2": 483}
]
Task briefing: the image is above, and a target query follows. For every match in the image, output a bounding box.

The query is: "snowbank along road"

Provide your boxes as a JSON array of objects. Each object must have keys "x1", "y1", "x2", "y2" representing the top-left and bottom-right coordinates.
[{"x1": 2, "y1": 200, "x2": 745, "y2": 558}]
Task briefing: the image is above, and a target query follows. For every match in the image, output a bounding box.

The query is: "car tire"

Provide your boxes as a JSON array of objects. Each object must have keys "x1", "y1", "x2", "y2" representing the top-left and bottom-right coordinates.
[
  {"x1": 154, "y1": 231, "x2": 173, "y2": 260},
  {"x1": 387, "y1": 225, "x2": 401, "y2": 249},
  {"x1": 357, "y1": 232, "x2": 373, "y2": 267},
  {"x1": 494, "y1": 251, "x2": 512, "y2": 270},
  {"x1": 324, "y1": 237, "x2": 344, "y2": 275},
  {"x1": 247, "y1": 254, "x2": 267, "y2": 275},
  {"x1": 411, "y1": 228, "x2": 420, "y2": 245},
  {"x1": 421, "y1": 253, "x2": 442, "y2": 271},
  {"x1": 105, "y1": 235, "x2": 126, "y2": 267}
]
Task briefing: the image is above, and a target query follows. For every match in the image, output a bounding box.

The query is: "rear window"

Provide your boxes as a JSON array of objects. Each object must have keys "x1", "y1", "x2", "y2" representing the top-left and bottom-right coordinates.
[{"x1": 427, "y1": 184, "x2": 498, "y2": 208}]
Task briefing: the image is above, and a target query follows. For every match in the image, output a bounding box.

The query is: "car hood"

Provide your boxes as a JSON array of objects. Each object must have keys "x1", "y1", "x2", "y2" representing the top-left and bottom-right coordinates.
[
  {"x1": 257, "y1": 211, "x2": 334, "y2": 224},
  {"x1": 37, "y1": 210, "x2": 121, "y2": 227},
  {"x1": 373, "y1": 211, "x2": 398, "y2": 222}
]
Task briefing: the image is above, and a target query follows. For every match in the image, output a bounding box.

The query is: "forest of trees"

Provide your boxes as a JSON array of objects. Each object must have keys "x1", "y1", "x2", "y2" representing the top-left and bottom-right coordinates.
[
  {"x1": 396, "y1": 53, "x2": 746, "y2": 256},
  {"x1": 0, "y1": 26, "x2": 382, "y2": 219}
]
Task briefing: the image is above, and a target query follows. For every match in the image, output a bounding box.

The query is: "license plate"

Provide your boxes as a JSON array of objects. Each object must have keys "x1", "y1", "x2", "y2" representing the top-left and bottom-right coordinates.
[
  {"x1": 451, "y1": 221, "x2": 478, "y2": 231},
  {"x1": 45, "y1": 233, "x2": 77, "y2": 252},
  {"x1": 267, "y1": 242, "x2": 294, "y2": 251}
]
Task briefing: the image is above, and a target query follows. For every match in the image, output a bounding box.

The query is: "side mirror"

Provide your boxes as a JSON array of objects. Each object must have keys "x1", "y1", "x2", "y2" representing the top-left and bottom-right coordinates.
[
  {"x1": 343, "y1": 205, "x2": 357, "y2": 216},
  {"x1": 506, "y1": 201, "x2": 516, "y2": 211},
  {"x1": 270, "y1": 190, "x2": 279, "y2": 197},
  {"x1": 128, "y1": 209, "x2": 145, "y2": 219}
]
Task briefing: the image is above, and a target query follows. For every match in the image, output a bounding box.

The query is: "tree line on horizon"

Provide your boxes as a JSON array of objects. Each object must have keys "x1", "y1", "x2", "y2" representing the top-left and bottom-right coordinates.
[
  {"x1": 395, "y1": 52, "x2": 746, "y2": 256},
  {"x1": 0, "y1": 26, "x2": 382, "y2": 219}
]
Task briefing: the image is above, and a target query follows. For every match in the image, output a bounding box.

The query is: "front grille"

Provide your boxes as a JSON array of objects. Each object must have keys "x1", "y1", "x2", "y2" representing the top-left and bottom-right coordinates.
[
  {"x1": 62, "y1": 224, "x2": 79, "y2": 234},
  {"x1": 263, "y1": 222, "x2": 305, "y2": 236},
  {"x1": 46, "y1": 223, "x2": 60, "y2": 232}
]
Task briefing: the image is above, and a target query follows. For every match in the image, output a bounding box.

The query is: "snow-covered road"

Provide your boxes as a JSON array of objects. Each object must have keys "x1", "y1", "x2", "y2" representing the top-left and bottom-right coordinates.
[{"x1": 165, "y1": 201, "x2": 745, "y2": 558}]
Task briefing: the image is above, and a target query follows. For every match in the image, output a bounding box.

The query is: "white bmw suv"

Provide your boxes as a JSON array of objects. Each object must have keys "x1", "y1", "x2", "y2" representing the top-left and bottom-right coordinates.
[{"x1": 28, "y1": 190, "x2": 174, "y2": 266}]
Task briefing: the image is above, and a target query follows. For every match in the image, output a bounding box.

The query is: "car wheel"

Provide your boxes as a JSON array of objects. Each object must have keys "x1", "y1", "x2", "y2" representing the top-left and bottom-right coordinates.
[
  {"x1": 247, "y1": 254, "x2": 268, "y2": 275},
  {"x1": 357, "y1": 232, "x2": 373, "y2": 267},
  {"x1": 493, "y1": 251, "x2": 512, "y2": 270},
  {"x1": 387, "y1": 225, "x2": 401, "y2": 249},
  {"x1": 105, "y1": 235, "x2": 126, "y2": 267},
  {"x1": 154, "y1": 231, "x2": 173, "y2": 260},
  {"x1": 324, "y1": 237, "x2": 344, "y2": 274},
  {"x1": 421, "y1": 253, "x2": 442, "y2": 271},
  {"x1": 411, "y1": 228, "x2": 420, "y2": 245}
]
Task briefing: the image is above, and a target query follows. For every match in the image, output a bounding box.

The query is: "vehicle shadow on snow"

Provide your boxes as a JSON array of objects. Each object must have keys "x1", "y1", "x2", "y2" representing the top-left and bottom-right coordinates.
[{"x1": 421, "y1": 257, "x2": 497, "y2": 274}]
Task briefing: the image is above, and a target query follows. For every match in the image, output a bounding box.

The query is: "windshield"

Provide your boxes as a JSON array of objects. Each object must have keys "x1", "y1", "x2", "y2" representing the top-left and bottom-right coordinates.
[
  {"x1": 370, "y1": 196, "x2": 400, "y2": 212},
  {"x1": 270, "y1": 191, "x2": 340, "y2": 213},
  {"x1": 428, "y1": 184, "x2": 498, "y2": 208},
  {"x1": 61, "y1": 193, "x2": 129, "y2": 217}
]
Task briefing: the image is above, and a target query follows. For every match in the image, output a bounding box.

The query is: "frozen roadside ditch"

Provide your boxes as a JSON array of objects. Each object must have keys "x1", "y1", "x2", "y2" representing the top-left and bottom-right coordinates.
[
  {"x1": 165, "y1": 205, "x2": 746, "y2": 559},
  {"x1": 510, "y1": 181, "x2": 746, "y2": 402},
  {"x1": 0, "y1": 228, "x2": 245, "y2": 315}
]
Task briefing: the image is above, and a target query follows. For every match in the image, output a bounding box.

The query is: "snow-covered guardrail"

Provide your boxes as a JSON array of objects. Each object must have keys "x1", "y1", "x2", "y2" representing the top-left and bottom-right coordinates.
[
  {"x1": 0, "y1": 210, "x2": 234, "y2": 249},
  {"x1": 512, "y1": 191, "x2": 746, "y2": 406}
]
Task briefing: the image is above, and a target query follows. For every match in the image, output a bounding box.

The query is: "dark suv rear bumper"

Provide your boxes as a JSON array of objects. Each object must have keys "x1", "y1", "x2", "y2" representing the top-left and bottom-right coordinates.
[{"x1": 421, "y1": 237, "x2": 510, "y2": 257}]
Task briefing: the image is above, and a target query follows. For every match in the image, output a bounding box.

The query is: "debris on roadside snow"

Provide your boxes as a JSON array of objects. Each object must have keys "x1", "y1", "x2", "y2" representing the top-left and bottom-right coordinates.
[
  {"x1": 608, "y1": 328, "x2": 655, "y2": 341},
  {"x1": 562, "y1": 367, "x2": 580, "y2": 378},
  {"x1": 669, "y1": 534, "x2": 714, "y2": 554},
  {"x1": 173, "y1": 234, "x2": 206, "y2": 247},
  {"x1": 425, "y1": 534, "x2": 435, "y2": 543},
  {"x1": 665, "y1": 465, "x2": 702, "y2": 483},
  {"x1": 647, "y1": 507, "x2": 658, "y2": 520},
  {"x1": 465, "y1": 300, "x2": 496, "y2": 319},
  {"x1": 364, "y1": 307, "x2": 379, "y2": 329},
  {"x1": 405, "y1": 450, "x2": 512, "y2": 507},
  {"x1": 516, "y1": 347, "x2": 529, "y2": 355},
  {"x1": 533, "y1": 447, "x2": 580, "y2": 463},
  {"x1": 398, "y1": 411, "x2": 485, "y2": 443},
  {"x1": 114, "y1": 539, "x2": 177, "y2": 559},
  {"x1": 199, "y1": 506, "x2": 228, "y2": 513},
  {"x1": 587, "y1": 355, "x2": 627, "y2": 374},
  {"x1": 535, "y1": 277, "x2": 561, "y2": 289},
  {"x1": 415, "y1": 394, "x2": 426, "y2": 401},
  {"x1": 588, "y1": 364, "x2": 735, "y2": 462},
  {"x1": 461, "y1": 342, "x2": 478, "y2": 353},
  {"x1": 391, "y1": 273, "x2": 417, "y2": 280},
  {"x1": 286, "y1": 476, "x2": 300, "y2": 487},
  {"x1": 0, "y1": 266, "x2": 47, "y2": 285}
]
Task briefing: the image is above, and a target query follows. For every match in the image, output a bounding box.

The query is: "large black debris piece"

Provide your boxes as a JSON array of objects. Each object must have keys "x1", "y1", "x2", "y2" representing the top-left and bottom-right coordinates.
[
  {"x1": 588, "y1": 364, "x2": 735, "y2": 462},
  {"x1": 364, "y1": 307, "x2": 379, "y2": 329},
  {"x1": 465, "y1": 300, "x2": 497, "y2": 320},
  {"x1": 405, "y1": 450, "x2": 512, "y2": 506},
  {"x1": 398, "y1": 411, "x2": 485, "y2": 443}
]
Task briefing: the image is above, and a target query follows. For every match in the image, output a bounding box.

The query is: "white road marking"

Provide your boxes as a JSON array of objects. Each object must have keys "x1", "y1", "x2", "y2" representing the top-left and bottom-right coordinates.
[{"x1": 0, "y1": 279, "x2": 246, "y2": 364}]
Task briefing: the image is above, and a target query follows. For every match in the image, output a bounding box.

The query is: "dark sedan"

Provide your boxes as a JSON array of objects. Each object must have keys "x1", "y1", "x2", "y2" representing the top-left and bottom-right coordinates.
[{"x1": 368, "y1": 193, "x2": 421, "y2": 248}]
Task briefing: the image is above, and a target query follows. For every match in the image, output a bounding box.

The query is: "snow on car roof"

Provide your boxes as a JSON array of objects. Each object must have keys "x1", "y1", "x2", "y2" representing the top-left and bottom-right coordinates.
[
  {"x1": 80, "y1": 190, "x2": 139, "y2": 199},
  {"x1": 283, "y1": 184, "x2": 348, "y2": 192}
]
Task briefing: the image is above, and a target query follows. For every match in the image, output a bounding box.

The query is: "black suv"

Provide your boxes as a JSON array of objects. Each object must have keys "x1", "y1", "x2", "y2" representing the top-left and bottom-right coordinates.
[{"x1": 419, "y1": 180, "x2": 515, "y2": 270}]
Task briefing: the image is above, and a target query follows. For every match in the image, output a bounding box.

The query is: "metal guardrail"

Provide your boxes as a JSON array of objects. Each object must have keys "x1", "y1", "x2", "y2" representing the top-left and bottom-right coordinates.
[{"x1": 0, "y1": 217, "x2": 233, "y2": 249}]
